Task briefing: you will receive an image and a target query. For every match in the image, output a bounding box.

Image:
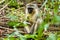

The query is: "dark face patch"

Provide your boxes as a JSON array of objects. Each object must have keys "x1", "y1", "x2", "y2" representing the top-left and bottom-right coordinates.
[{"x1": 28, "y1": 7, "x2": 34, "y2": 14}]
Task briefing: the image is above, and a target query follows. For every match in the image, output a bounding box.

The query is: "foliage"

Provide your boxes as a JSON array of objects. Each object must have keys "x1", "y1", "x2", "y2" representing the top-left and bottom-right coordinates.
[{"x1": 0, "y1": 0, "x2": 60, "y2": 40}]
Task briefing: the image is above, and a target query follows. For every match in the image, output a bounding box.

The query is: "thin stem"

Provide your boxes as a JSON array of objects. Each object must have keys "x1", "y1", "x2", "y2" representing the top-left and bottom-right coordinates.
[
  {"x1": 0, "y1": 1, "x2": 11, "y2": 11},
  {"x1": 40, "y1": 0, "x2": 47, "y2": 9}
]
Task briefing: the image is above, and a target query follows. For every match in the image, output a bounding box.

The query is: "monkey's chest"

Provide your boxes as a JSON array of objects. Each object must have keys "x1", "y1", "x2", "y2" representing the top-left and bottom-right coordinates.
[{"x1": 27, "y1": 14, "x2": 38, "y2": 24}]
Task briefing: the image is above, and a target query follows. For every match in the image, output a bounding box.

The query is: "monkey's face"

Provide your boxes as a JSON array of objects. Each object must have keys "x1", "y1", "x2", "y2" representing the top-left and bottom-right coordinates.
[
  {"x1": 27, "y1": 7, "x2": 36, "y2": 22},
  {"x1": 28, "y1": 7, "x2": 34, "y2": 14},
  {"x1": 26, "y1": 4, "x2": 38, "y2": 22},
  {"x1": 27, "y1": 7, "x2": 35, "y2": 18}
]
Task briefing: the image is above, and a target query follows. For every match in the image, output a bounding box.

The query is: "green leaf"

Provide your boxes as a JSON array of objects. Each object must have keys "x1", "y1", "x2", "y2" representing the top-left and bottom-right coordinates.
[
  {"x1": 44, "y1": 23, "x2": 49, "y2": 31},
  {"x1": 25, "y1": 34, "x2": 37, "y2": 39},
  {"x1": 6, "y1": 13, "x2": 18, "y2": 21},
  {"x1": 4, "y1": 37, "x2": 19, "y2": 40},
  {"x1": 46, "y1": 33, "x2": 57, "y2": 40},
  {"x1": 7, "y1": 21, "x2": 19, "y2": 27},
  {"x1": 37, "y1": 22, "x2": 46, "y2": 39},
  {"x1": 9, "y1": 0, "x2": 18, "y2": 8},
  {"x1": 53, "y1": 2, "x2": 59, "y2": 14},
  {"x1": 57, "y1": 37, "x2": 60, "y2": 40},
  {"x1": 52, "y1": 15, "x2": 60, "y2": 23},
  {"x1": 10, "y1": 0, "x2": 18, "y2": 6}
]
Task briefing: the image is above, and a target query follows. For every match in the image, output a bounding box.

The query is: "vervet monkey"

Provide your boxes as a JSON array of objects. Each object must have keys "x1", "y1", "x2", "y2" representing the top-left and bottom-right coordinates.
[
  {"x1": 25, "y1": 2, "x2": 39, "y2": 23},
  {"x1": 25, "y1": 2, "x2": 41, "y2": 34}
]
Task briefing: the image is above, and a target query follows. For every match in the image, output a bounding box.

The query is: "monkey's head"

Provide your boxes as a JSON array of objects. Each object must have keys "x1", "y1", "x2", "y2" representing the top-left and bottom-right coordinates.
[
  {"x1": 27, "y1": 4, "x2": 36, "y2": 14},
  {"x1": 25, "y1": 3, "x2": 39, "y2": 22}
]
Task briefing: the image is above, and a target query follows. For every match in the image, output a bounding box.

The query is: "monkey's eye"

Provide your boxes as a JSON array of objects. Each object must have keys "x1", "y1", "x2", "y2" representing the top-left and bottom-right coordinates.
[{"x1": 28, "y1": 7, "x2": 33, "y2": 14}]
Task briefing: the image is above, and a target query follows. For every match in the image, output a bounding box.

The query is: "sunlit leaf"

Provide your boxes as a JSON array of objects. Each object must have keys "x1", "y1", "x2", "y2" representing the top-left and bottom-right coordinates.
[
  {"x1": 37, "y1": 22, "x2": 46, "y2": 39},
  {"x1": 46, "y1": 33, "x2": 57, "y2": 40},
  {"x1": 53, "y1": 1, "x2": 59, "y2": 14},
  {"x1": 44, "y1": 23, "x2": 49, "y2": 31},
  {"x1": 9, "y1": 0, "x2": 18, "y2": 7},
  {"x1": 7, "y1": 21, "x2": 19, "y2": 27}
]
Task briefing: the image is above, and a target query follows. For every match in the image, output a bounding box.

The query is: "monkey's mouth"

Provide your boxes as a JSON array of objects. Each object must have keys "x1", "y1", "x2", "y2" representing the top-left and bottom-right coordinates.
[{"x1": 28, "y1": 7, "x2": 34, "y2": 14}]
